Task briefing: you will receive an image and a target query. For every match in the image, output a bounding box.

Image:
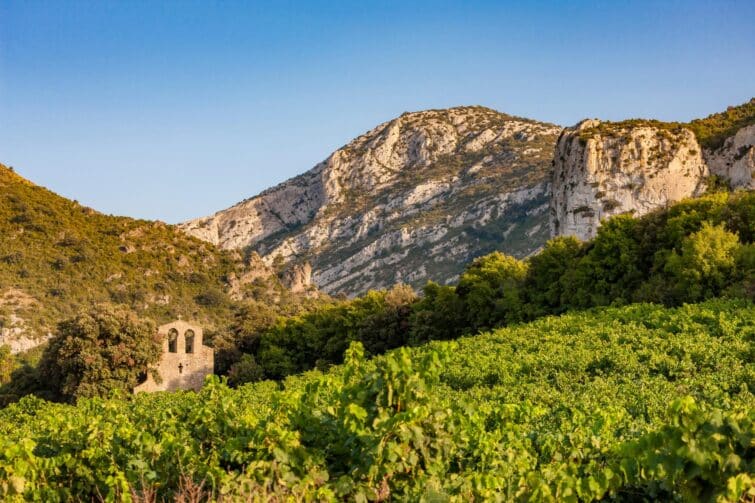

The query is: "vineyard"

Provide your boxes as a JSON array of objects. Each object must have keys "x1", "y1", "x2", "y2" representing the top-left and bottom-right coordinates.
[{"x1": 1, "y1": 299, "x2": 754, "y2": 501}]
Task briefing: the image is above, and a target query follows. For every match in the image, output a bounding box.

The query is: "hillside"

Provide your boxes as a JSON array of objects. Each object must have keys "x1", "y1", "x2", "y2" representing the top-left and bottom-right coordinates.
[
  {"x1": 1, "y1": 299, "x2": 753, "y2": 500},
  {"x1": 180, "y1": 106, "x2": 561, "y2": 295},
  {"x1": 0, "y1": 164, "x2": 307, "y2": 353}
]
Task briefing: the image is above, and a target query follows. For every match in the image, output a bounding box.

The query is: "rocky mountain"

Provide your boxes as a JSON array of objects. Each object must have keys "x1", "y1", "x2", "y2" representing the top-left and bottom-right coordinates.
[
  {"x1": 183, "y1": 99, "x2": 754, "y2": 297},
  {"x1": 551, "y1": 99, "x2": 754, "y2": 241},
  {"x1": 0, "y1": 164, "x2": 307, "y2": 354},
  {"x1": 181, "y1": 106, "x2": 561, "y2": 295}
]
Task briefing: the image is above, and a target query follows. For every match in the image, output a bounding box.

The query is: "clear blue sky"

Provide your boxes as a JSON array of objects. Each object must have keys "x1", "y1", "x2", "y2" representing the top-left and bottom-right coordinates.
[{"x1": 1, "y1": 1, "x2": 753, "y2": 223}]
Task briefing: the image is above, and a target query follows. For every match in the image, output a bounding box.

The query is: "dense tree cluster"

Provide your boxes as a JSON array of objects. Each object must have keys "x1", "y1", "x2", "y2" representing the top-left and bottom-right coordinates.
[{"x1": 223, "y1": 191, "x2": 753, "y2": 385}]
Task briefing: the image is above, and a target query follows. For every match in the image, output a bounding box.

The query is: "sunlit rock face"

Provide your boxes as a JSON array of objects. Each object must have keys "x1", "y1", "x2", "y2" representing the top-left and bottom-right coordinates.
[
  {"x1": 705, "y1": 124, "x2": 755, "y2": 190},
  {"x1": 550, "y1": 120, "x2": 709, "y2": 241}
]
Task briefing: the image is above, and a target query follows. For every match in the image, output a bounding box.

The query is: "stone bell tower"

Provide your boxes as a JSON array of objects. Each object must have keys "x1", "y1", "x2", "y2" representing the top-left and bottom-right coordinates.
[{"x1": 134, "y1": 320, "x2": 214, "y2": 393}]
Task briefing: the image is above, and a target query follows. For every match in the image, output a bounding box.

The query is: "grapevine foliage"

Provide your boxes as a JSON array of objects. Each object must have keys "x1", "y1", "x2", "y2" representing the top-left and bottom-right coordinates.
[{"x1": 0, "y1": 299, "x2": 754, "y2": 501}]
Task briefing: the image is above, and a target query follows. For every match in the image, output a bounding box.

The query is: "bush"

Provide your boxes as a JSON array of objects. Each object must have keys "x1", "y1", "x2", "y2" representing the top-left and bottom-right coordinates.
[{"x1": 0, "y1": 345, "x2": 13, "y2": 385}]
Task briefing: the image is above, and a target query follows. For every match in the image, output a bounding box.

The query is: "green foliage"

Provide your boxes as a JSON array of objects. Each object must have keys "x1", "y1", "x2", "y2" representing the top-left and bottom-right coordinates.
[
  {"x1": 456, "y1": 251, "x2": 528, "y2": 331},
  {"x1": 0, "y1": 164, "x2": 313, "y2": 351},
  {"x1": 666, "y1": 222, "x2": 741, "y2": 301},
  {"x1": 621, "y1": 397, "x2": 755, "y2": 502},
  {"x1": 0, "y1": 300, "x2": 753, "y2": 500},
  {"x1": 687, "y1": 97, "x2": 755, "y2": 150},
  {"x1": 0, "y1": 345, "x2": 12, "y2": 385},
  {"x1": 522, "y1": 236, "x2": 582, "y2": 317},
  {"x1": 409, "y1": 281, "x2": 466, "y2": 344},
  {"x1": 254, "y1": 285, "x2": 417, "y2": 381},
  {"x1": 578, "y1": 97, "x2": 755, "y2": 150},
  {"x1": 226, "y1": 354, "x2": 264, "y2": 387},
  {"x1": 36, "y1": 304, "x2": 161, "y2": 401}
]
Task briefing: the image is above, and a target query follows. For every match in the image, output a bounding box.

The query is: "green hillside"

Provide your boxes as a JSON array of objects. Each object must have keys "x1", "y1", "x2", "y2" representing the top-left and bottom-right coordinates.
[
  {"x1": 1, "y1": 299, "x2": 753, "y2": 501},
  {"x1": 0, "y1": 164, "x2": 303, "y2": 347}
]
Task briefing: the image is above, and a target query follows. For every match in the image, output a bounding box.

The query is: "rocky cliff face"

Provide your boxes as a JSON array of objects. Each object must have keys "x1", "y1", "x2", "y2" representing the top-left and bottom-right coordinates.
[
  {"x1": 181, "y1": 107, "x2": 561, "y2": 295},
  {"x1": 550, "y1": 120, "x2": 709, "y2": 241},
  {"x1": 705, "y1": 124, "x2": 755, "y2": 189}
]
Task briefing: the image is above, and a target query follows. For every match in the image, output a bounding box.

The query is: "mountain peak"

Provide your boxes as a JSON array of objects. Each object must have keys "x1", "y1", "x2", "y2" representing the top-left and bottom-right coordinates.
[{"x1": 180, "y1": 106, "x2": 561, "y2": 294}]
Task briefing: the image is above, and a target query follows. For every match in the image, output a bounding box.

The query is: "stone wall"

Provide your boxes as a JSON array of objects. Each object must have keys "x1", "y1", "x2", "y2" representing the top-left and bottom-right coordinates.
[{"x1": 134, "y1": 320, "x2": 214, "y2": 393}]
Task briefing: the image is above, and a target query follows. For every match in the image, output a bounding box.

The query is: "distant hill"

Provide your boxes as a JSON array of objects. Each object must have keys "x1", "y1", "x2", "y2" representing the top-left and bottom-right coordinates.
[{"x1": 0, "y1": 164, "x2": 307, "y2": 353}]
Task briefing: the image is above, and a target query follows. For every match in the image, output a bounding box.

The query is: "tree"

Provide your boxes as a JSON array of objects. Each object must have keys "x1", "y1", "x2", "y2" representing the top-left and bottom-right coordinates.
[
  {"x1": 523, "y1": 236, "x2": 582, "y2": 318},
  {"x1": 409, "y1": 282, "x2": 466, "y2": 344},
  {"x1": 665, "y1": 222, "x2": 741, "y2": 302},
  {"x1": 357, "y1": 284, "x2": 417, "y2": 355},
  {"x1": 214, "y1": 299, "x2": 281, "y2": 376},
  {"x1": 456, "y1": 252, "x2": 528, "y2": 331},
  {"x1": 561, "y1": 215, "x2": 642, "y2": 308},
  {"x1": 38, "y1": 303, "x2": 161, "y2": 401},
  {"x1": 227, "y1": 354, "x2": 265, "y2": 387}
]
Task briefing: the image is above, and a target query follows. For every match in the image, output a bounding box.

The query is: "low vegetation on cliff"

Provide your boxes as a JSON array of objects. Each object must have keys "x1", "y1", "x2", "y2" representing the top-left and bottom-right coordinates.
[
  {"x1": 0, "y1": 164, "x2": 323, "y2": 354},
  {"x1": 0, "y1": 164, "x2": 237, "y2": 340},
  {"x1": 578, "y1": 97, "x2": 755, "y2": 150}
]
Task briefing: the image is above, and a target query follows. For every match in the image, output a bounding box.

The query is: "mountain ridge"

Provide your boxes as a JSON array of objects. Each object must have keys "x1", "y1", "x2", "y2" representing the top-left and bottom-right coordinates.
[
  {"x1": 0, "y1": 164, "x2": 316, "y2": 353},
  {"x1": 181, "y1": 99, "x2": 754, "y2": 296},
  {"x1": 180, "y1": 106, "x2": 562, "y2": 295}
]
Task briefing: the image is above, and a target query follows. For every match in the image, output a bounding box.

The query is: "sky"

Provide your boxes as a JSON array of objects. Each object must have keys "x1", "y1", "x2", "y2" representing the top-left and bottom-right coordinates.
[{"x1": 0, "y1": 1, "x2": 753, "y2": 223}]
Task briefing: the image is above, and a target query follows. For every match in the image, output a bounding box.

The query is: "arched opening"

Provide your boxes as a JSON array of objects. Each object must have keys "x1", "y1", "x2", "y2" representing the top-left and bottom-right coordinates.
[
  {"x1": 185, "y1": 329, "x2": 195, "y2": 354},
  {"x1": 168, "y1": 328, "x2": 178, "y2": 353}
]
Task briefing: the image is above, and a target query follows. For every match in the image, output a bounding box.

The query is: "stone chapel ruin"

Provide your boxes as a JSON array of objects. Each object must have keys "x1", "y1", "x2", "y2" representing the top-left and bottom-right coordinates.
[{"x1": 134, "y1": 320, "x2": 214, "y2": 393}]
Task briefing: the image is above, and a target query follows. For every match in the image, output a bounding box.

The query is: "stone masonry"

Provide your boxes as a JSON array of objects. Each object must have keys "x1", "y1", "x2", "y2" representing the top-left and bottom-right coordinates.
[{"x1": 134, "y1": 320, "x2": 214, "y2": 393}]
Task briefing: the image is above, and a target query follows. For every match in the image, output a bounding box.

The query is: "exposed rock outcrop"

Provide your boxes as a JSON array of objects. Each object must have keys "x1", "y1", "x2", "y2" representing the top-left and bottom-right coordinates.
[
  {"x1": 550, "y1": 120, "x2": 709, "y2": 241},
  {"x1": 181, "y1": 107, "x2": 561, "y2": 295},
  {"x1": 704, "y1": 124, "x2": 755, "y2": 189},
  {"x1": 281, "y1": 262, "x2": 314, "y2": 294}
]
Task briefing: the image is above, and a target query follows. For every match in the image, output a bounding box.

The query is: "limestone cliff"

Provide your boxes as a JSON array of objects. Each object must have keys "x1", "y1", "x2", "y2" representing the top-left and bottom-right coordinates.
[
  {"x1": 550, "y1": 120, "x2": 709, "y2": 241},
  {"x1": 181, "y1": 107, "x2": 561, "y2": 295},
  {"x1": 704, "y1": 124, "x2": 755, "y2": 189}
]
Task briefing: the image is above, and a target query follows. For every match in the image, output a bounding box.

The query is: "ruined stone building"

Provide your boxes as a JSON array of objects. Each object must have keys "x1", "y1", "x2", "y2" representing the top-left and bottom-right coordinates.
[{"x1": 134, "y1": 320, "x2": 214, "y2": 393}]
